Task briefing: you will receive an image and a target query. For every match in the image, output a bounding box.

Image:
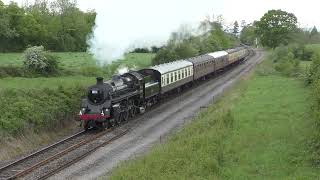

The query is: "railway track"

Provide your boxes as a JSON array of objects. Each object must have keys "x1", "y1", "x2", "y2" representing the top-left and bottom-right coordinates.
[
  {"x1": 0, "y1": 48, "x2": 257, "y2": 180},
  {"x1": 0, "y1": 127, "x2": 128, "y2": 180}
]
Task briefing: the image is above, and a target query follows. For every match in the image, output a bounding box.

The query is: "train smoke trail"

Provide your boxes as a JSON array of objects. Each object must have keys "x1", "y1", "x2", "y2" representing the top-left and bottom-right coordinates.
[{"x1": 87, "y1": 0, "x2": 222, "y2": 65}]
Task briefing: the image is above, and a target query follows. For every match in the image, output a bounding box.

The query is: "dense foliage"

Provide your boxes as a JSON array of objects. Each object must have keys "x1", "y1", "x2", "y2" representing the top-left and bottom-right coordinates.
[
  {"x1": 270, "y1": 44, "x2": 308, "y2": 76},
  {"x1": 255, "y1": 10, "x2": 298, "y2": 48},
  {"x1": 152, "y1": 21, "x2": 237, "y2": 65},
  {"x1": 240, "y1": 23, "x2": 257, "y2": 46},
  {"x1": 0, "y1": 0, "x2": 95, "y2": 52},
  {"x1": 305, "y1": 51, "x2": 320, "y2": 164},
  {"x1": 0, "y1": 85, "x2": 86, "y2": 136}
]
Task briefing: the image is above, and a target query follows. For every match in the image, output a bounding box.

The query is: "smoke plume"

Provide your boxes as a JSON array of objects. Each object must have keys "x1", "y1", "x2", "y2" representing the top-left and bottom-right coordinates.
[{"x1": 87, "y1": 0, "x2": 222, "y2": 65}]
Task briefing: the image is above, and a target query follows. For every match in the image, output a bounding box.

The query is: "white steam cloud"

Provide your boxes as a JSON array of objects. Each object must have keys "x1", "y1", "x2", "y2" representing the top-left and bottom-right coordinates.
[
  {"x1": 87, "y1": 0, "x2": 223, "y2": 65},
  {"x1": 116, "y1": 65, "x2": 129, "y2": 75}
]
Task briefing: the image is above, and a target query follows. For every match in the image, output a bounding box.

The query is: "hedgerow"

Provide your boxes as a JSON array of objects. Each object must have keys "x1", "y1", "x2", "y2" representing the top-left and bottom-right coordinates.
[
  {"x1": 307, "y1": 51, "x2": 320, "y2": 164},
  {"x1": 0, "y1": 85, "x2": 86, "y2": 137}
]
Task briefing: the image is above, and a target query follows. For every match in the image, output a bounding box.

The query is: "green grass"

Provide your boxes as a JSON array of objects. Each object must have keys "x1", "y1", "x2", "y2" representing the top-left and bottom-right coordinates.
[
  {"x1": 221, "y1": 75, "x2": 319, "y2": 179},
  {"x1": 108, "y1": 60, "x2": 320, "y2": 179},
  {"x1": 307, "y1": 44, "x2": 320, "y2": 51},
  {"x1": 0, "y1": 53, "x2": 23, "y2": 67},
  {"x1": 301, "y1": 61, "x2": 312, "y2": 69},
  {"x1": 0, "y1": 76, "x2": 95, "y2": 91},
  {"x1": 0, "y1": 52, "x2": 155, "y2": 71}
]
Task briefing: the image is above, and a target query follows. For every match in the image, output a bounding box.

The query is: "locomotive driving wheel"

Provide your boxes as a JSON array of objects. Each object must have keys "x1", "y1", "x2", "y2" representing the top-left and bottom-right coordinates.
[
  {"x1": 95, "y1": 121, "x2": 104, "y2": 130},
  {"x1": 128, "y1": 99, "x2": 136, "y2": 118},
  {"x1": 115, "y1": 113, "x2": 122, "y2": 125},
  {"x1": 122, "y1": 109, "x2": 129, "y2": 122},
  {"x1": 84, "y1": 121, "x2": 89, "y2": 131}
]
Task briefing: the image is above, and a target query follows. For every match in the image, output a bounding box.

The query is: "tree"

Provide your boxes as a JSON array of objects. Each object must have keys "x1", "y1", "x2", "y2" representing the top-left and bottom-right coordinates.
[
  {"x1": 311, "y1": 26, "x2": 318, "y2": 37},
  {"x1": 308, "y1": 26, "x2": 320, "y2": 44},
  {"x1": 0, "y1": 0, "x2": 96, "y2": 52},
  {"x1": 233, "y1": 21, "x2": 239, "y2": 35},
  {"x1": 240, "y1": 23, "x2": 256, "y2": 45},
  {"x1": 255, "y1": 9, "x2": 298, "y2": 48},
  {"x1": 241, "y1": 20, "x2": 246, "y2": 28}
]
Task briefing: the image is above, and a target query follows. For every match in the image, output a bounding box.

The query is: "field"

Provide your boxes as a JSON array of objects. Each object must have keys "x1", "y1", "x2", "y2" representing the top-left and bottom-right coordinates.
[
  {"x1": 0, "y1": 52, "x2": 154, "y2": 89},
  {"x1": 108, "y1": 59, "x2": 320, "y2": 179},
  {"x1": 0, "y1": 52, "x2": 154, "y2": 70}
]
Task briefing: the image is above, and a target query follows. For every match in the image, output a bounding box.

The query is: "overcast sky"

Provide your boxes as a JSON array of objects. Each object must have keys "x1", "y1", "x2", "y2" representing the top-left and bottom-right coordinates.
[
  {"x1": 2, "y1": 0, "x2": 318, "y2": 63},
  {"x1": 2, "y1": 0, "x2": 319, "y2": 29}
]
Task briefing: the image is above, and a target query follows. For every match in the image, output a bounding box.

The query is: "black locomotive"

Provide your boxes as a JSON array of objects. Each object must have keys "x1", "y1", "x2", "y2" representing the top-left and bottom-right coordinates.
[{"x1": 79, "y1": 46, "x2": 250, "y2": 130}]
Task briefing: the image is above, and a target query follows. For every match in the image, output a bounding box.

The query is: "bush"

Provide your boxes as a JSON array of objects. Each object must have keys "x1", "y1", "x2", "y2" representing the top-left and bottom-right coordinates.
[
  {"x1": 152, "y1": 46, "x2": 180, "y2": 65},
  {"x1": 309, "y1": 79, "x2": 320, "y2": 165},
  {"x1": 23, "y1": 46, "x2": 59, "y2": 75},
  {"x1": 306, "y1": 52, "x2": 320, "y2": 84},
  {"x1": 271, "y1": 45, "x2": 300, "y2": 76},
  {"x1": 305, "y1": 51, "x2": 320, "y2": 165},
  {"x1": 290, "y1": 44, "x2": 314, "y2": 61}
]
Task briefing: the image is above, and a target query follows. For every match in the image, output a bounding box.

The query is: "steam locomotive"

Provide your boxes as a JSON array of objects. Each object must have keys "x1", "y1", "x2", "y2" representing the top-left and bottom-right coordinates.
[{"x1": 79, "y1": 46, "x2": 250, "y2": 130}]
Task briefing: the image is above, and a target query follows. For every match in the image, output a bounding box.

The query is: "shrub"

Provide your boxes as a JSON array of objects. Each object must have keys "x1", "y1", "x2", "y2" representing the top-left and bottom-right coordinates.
[
  {"x1": 152, "y1": 46, "x2": 179, "y2": 65},
  {"x1": 309, "y1": 79, "x2": 320, "y2": 165},
  {"x1": 23, "y1": 46, "x2": 59, "y2": 75},
  {"x1": 305, "y1": 51, "x2": 320, "y2": 165},
  {"x1": 307, "y1": 52, "x2": 320, "y2": 84},
  {"x1": 290, "y1": 44, "x2": 314, "y2": 61},
  {"x1": 271, "y1": 45, "x2": 300, "y2": 76}
]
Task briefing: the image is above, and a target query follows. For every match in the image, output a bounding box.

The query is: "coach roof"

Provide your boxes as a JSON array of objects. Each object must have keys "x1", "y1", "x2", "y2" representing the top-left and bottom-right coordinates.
[
  {"x1": 207, "y1": 51, "x2": 228, "y2": 58},
  {"x1": 150, "y1": 60, "x2": 193, "y2": 74}
]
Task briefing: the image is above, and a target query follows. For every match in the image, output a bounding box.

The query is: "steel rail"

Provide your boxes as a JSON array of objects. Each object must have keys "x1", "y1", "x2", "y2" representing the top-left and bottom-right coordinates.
[{"x1": 0, "y1": 130, "x2": 86, "y2": 174}]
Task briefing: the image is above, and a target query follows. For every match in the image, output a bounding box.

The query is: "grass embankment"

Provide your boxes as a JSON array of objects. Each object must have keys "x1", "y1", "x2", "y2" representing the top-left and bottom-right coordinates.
[
  {"x1": 0, "y1": 53, "x2": 154, "y2": 161},
  {"x1": 108, "y1": 60, "x2": 320, "y2": 179}
]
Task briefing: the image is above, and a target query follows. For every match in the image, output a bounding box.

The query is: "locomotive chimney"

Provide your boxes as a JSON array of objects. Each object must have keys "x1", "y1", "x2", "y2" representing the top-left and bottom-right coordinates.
[{"x1": 96, "y1": 77, "x2": 103, "y2": 85}]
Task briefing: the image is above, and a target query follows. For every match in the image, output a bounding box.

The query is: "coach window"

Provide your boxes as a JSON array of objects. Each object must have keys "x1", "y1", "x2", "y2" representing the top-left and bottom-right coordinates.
[
  {"x1": 175, "y1": 72, "x2": 177, "y2": 81},
  {"x1": 182, "y1": 69, "x2": 184, "y2": 78},
  {"x1": 178, "y1": 70, "x2": 181, "y2": 79},
  {"x1": 170, "y1": 73, "x2": 173, "y2": 83}
]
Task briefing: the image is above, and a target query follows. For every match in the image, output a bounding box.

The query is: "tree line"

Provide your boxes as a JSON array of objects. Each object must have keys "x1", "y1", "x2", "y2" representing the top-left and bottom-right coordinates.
[
  {"x1": 152, "y1": 17, "x2": 238, "y2": 65},
  {"x1": 240, "y1": 9, "x2": 320, "y2": 48},
  {"x1": 0, "y1": 0, "x2": 96, "y2": 52}
]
